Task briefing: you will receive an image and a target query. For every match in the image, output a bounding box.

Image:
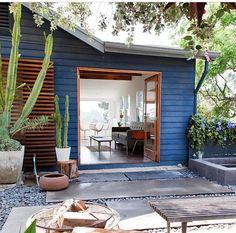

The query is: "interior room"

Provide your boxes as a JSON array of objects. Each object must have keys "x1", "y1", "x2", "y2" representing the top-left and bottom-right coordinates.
[{"x1": 79, "y1": 70, "x2": 153, "y2": 165}]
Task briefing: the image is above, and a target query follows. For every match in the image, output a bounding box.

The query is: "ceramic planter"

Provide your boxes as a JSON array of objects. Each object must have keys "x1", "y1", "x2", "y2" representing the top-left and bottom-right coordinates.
[
  {"x1": 55, "y1": 147, "x2": 71, "y2": 161},
  {"x1": 0, "y1": 146, "x2": 25, "y2": 184},
  {"x1": 39, "y1": 173, "x2": 69, "y2": 191}
]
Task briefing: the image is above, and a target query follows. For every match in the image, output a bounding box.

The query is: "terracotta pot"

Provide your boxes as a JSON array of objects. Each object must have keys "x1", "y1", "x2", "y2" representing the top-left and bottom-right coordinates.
[
  {"x1": 56, "y1": 147, "x2": 71, "y2": 161},
  {"x1": 0, "y1": 146, "x2": 25, "y2": 184},
  {"x1": 39, "y1": 173, "x2": 69, "y2": 191}
]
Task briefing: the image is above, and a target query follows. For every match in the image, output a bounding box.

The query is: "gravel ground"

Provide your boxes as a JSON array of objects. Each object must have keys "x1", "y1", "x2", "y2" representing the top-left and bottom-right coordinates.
[
  {"x1": 0, "y1": 185, "x2": 49, "y2": 230},
  {"x1": 0, "y1": 170, "x2": 236, "y2": 232}
]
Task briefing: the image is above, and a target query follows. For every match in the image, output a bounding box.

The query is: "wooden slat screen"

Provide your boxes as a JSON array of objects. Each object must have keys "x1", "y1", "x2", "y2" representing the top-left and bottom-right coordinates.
[
  {"x1": 0, "y1": 3, "x2": 9, "y2": 29},
  {"x1": 1, "y1": 58, "x2": 56, "y2": 169}
]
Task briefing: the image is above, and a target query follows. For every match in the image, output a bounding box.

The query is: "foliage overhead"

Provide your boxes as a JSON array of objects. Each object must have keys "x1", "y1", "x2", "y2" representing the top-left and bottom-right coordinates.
[
  {"x1": 193, "y1": 9, "x2": 236, "y2": 118},
  {"x1": 30, "y1": 2, "x2": 236, "y2": 52}
]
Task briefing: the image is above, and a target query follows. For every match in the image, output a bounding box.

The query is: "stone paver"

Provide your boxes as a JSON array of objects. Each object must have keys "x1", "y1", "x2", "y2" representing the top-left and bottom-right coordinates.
[{"x1": 46, "y1": 178, "x2": 232, "y2": 202}]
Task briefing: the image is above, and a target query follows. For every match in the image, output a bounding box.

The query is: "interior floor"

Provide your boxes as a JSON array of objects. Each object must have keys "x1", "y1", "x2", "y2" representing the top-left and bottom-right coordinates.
[{"x1": 80, "y1": 138, "x2": 152, "y2": 165}]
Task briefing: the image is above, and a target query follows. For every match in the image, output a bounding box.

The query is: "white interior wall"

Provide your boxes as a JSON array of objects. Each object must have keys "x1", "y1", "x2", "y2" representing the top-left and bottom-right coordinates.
[{"x1": 80, "y1": 76, "x2": 145, "y2": 126}]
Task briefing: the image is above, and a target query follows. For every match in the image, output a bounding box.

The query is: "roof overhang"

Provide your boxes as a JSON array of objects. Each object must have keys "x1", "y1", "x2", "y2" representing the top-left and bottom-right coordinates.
[
  {"x1": 22, "y1": 3, "x2": 220, "y2": 60},
  {"x1": 105, "y1": 42, "x2": 220, "y2": 60}
]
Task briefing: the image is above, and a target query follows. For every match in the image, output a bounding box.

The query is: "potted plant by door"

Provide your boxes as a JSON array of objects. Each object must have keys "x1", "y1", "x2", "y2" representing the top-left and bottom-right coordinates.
[
  {"x1": 0, "y1": 3, "x2": 53, "y2": 184},
  {"x1": 54, "y1": 95, "x2": 70, "y2": 161}
]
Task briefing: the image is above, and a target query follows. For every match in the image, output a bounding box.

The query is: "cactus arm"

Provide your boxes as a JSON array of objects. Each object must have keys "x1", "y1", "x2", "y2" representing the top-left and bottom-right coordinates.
[
  {"x1": 54, "y1": 95, "x2": 62, "y2": 148},
  {"x1": 10, "y1": 33, "x2": 53, "y2": 136},
  {"x1": 63, "y1": 95, "x2": 69, "y2": 148},
  {"x1": 3, "y1": 3, "x2": 21, "y2": 127},
  {"x1": 0, "y1": 44, "x2": 4, "y2": 110}
]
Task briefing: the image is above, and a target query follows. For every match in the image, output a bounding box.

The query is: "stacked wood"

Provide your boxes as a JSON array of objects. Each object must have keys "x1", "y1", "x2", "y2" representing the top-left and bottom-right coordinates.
[
  {"x1": 58, "y1": 212, "x2": 106, "y2": 228},
  {"x1": 57, "y1": 160, "x2": 79, "y2": 179},
  {"x1": 72, "y1": 227, "x2": 147, "y2": 233},
  {"x1": 46, "y1": 199, "x2": 74, "y2": 228},
  {"x1": 39, "y1": 200, "x2": 114, "y2": 230}
]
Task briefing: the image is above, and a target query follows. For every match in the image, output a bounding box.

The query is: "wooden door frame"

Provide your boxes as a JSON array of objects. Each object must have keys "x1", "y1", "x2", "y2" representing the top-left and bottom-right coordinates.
[
  {"x1": 144, "y1": 74, "x2": 162, "y2": 162},
  {"x1": 76, "y1": 67, "x2": 161, "y2": 165}
]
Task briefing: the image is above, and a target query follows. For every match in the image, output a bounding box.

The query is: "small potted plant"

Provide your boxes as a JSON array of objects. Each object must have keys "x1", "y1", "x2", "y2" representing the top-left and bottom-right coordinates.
[
  {"x1": 54, "y1": 95, "x2": 70, "y2": 161},
  {"x1": 117, "y1": 113, "x2": 124, "y2": 127}
]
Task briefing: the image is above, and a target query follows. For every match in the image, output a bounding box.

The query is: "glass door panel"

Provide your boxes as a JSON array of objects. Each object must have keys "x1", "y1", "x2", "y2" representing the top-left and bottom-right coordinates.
[{"x1": 144, "y1": 74, "x2": 161, "y2": 162}]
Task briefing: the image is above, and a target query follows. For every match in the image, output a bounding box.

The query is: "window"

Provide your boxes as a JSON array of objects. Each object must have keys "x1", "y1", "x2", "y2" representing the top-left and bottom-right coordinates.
[
  {"x1": 80, "y1": 100, "x2": 110, "y2": 124},
  {"x1": 136, "y1": 91, "x2": 144, "y2": 122},
  {"x1": 124, "y1": 95, "x2": 130, "y2": 126}
]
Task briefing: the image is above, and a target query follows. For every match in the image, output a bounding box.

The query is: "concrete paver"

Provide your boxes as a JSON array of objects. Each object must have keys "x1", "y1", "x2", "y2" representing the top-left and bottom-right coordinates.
[
  {"x1": 46, "y1": 178, "x2": 233, "y2": 202},
  {"x1": 1, "y1": 206, "x2": 43, "y2": 233},
  {"x1": 125, "y1": 170, "x2": 188, "y2": 180},
  {"x1": 79, "y1": 173, "x2": 129, "y2": 183}
]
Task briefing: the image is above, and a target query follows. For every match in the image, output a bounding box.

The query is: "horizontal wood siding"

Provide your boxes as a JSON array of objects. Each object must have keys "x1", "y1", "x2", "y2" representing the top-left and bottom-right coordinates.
[{"x1": 0, "y1": 6, "x2": 195, "y2": 166}]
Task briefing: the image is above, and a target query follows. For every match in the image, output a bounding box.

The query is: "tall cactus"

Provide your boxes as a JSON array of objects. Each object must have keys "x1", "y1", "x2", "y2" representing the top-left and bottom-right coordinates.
[
  {"x1": 10, "y1": 33, "x2": 53, "y2": 135},
  {"x1": 2, "y1": 3, "x2": 21, "y2": 129},
  {"x1": 63, "y1": 95, "x2": 69, "y2": 148},
  {"x1": 54, "y1": 95, "x2": 62, "y2": 148},
  {"x1": 0, "y1": 3, "x2": 54, "y2": 151}
]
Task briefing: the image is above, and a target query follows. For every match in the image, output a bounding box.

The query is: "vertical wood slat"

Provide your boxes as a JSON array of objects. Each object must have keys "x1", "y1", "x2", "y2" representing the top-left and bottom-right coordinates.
[{"x1": 1, "y1": 58, "x2": 56, "y2": 169}]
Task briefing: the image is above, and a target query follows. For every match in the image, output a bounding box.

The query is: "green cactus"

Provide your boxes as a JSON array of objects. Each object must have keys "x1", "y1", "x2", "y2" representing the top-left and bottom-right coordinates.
[
  {"x1": 0, "y1": 3, "x2": 54, "y2": 151},
  {"x1": 54, "y1": 95, "x2": 70, "y2": 148},
  {"x1": 10, "y1": 33, "x2": 53, "y2": 135},
  {"x1": 54, "y1": 95, "x2": 62, "y2": 148},
  {"x1": 63, "y1": 95, "x2": 70, "y2": 148}
]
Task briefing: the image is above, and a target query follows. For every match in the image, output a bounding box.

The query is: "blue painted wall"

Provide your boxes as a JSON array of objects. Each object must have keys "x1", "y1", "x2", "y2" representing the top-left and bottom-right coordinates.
[{"x1": 0, "y1": 6, "x2": 195, "y2": 166}]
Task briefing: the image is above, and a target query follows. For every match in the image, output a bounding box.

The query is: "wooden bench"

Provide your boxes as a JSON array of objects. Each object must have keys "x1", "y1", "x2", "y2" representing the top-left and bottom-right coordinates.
[{"x1": 149, "y1": 196, "x2": 236, "y2": 233}]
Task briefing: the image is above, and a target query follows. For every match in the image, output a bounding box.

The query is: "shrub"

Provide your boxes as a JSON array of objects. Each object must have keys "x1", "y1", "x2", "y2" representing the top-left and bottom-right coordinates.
[{"x1": 187, "y1": 115, "x2": 236, "y2": 150}]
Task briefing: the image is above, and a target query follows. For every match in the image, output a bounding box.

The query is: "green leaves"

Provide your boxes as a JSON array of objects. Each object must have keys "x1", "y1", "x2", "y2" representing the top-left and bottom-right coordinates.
[
  {"x1": 195, "y1": 45, "x2": 202, "y2": 50},
  {"x1": 216, "y1": 9, "x2": 225, "y2": 18},
  {"x1": 184, "y1": 35, "x2": 192, "y2": 40},
  {"x1": 24, "y1": 220, "x2": 36, "y2": 233},
  {"x1": 187, "y1": 115, "x2": 236, "y2": 150}
]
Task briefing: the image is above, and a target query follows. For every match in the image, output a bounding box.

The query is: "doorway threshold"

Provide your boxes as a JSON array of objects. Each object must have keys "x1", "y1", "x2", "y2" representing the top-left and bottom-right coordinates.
[
  {"x1": 79, "y1": 165, "x2": 186, "y2": 174},
  {"x1": 79, "y1": 162, "x2": 185, "y2": 172}
]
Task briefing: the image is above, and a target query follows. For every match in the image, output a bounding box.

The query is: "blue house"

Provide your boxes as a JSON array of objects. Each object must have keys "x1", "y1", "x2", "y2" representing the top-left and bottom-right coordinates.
[{"x1": 0, "y1": 3, "x2": 218, "y2": 170}]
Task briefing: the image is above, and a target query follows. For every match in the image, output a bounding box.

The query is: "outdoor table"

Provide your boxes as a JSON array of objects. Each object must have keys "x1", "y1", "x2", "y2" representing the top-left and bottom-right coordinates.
[{"x1": 149, "y1": 196, "x2": 236, "y2": 233}]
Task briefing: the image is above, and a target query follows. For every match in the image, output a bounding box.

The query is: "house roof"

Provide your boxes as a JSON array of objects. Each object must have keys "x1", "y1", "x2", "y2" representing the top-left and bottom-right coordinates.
[{"x1": 22, "y1": 3, "x2": 219, "y2": 60}]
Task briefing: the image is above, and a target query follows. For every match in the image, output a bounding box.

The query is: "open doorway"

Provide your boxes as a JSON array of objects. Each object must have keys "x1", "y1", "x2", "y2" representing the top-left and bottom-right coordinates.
[{"x1": 77, "y1": 67, "x2": 161, "y2": 166}]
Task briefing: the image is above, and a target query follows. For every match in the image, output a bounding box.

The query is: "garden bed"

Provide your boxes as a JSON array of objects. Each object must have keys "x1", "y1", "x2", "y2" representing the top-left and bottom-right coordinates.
[{"x1": 189, "y1": 143, "x2": 236, "y2": 159}]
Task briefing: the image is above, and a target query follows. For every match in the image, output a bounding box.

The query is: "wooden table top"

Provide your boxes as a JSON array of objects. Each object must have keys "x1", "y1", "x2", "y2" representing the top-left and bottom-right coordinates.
[{"x1": 149, "y1": 195, "x2": 236, "y2": 223}]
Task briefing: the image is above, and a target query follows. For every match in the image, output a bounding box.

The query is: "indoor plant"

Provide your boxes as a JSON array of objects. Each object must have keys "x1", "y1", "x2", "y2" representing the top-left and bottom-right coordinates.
[
  {"x1": 0, "y1": 3, "x2": 53, "y2": 184},
  {"x1": 54, "y1": 95, "x2": 70, "y2": 161}
]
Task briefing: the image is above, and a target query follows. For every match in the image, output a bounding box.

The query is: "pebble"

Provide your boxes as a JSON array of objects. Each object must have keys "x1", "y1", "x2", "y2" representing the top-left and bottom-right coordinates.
[
  {"x1": 1, "y1": 170, "x2": 236, "y2": 232},
  {"x1": 0, "y1": 185, "x2": 48, "y2": 230}
]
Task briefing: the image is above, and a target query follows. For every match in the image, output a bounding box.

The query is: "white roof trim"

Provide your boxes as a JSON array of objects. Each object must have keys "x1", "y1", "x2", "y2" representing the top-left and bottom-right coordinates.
[{"x1": 105, "y1": 42, "x2": 220, "y2": 60}]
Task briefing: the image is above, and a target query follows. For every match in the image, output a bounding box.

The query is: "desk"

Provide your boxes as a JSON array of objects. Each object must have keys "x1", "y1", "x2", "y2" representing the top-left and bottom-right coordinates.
[
  {"x1": 89, "y1": 136, "x2": 113, "y2": 153},
  {"x1": 150, "y1": 196, "x2": 236, "y2": 233}
]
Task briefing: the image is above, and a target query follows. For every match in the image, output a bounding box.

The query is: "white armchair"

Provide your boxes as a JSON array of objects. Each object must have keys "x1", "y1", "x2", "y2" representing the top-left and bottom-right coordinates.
[{"x1": 89, "y1": 123, "x2": 104, "y2": 135}]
